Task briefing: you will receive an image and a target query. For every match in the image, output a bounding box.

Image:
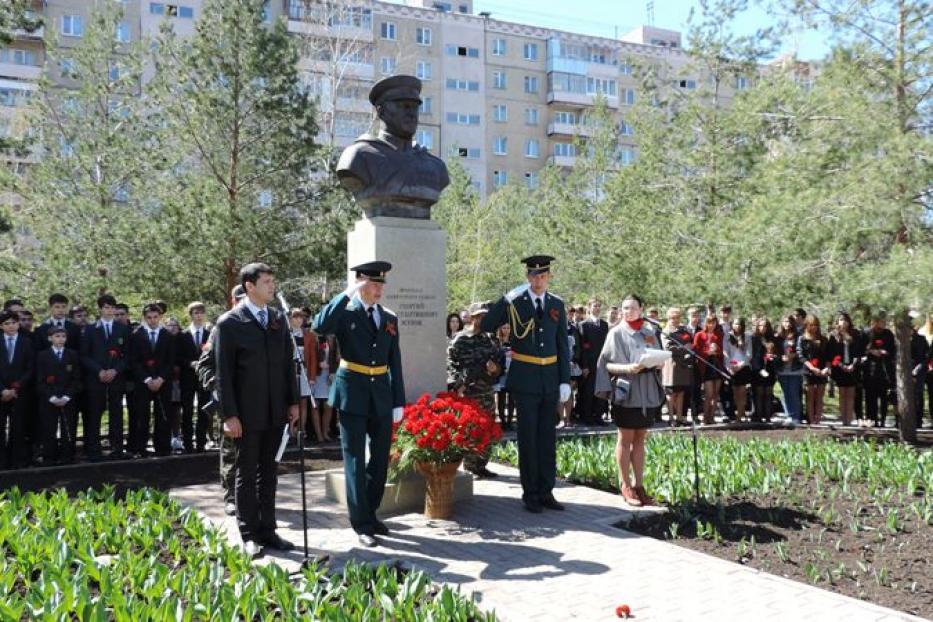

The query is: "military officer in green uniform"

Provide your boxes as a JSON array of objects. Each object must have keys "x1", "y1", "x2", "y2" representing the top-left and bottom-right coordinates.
[
  {"x1": 447, "y1": 301, "x2": 501, "y2": 478},
  {"x1": 481, "y1": 255, "x2": 570, "y2": 513},
  {"x1": 313, "y1": 261, "x2": 405, "y2": 548}
]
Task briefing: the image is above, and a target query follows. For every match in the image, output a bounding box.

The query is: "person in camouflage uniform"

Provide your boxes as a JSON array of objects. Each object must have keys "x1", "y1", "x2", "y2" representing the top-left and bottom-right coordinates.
[
  {"x1": 447, "y1": 302, "x2": 501, "y2": 478},
  {"x1": 194, "y1": 285, "x2": 244, "y2": 516}
]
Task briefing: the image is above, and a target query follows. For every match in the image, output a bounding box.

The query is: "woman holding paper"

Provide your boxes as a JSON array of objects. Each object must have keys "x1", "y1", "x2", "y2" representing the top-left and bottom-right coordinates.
[{"x1": 595, "y1": 294, "x2": 666, "y2": 507}]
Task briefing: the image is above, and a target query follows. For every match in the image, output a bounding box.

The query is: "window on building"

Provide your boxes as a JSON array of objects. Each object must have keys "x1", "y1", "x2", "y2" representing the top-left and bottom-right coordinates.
[
  {"x1": 380, "y1": 57, "x2": 396, "y2": 74},
  {"x1": 115, "y1": 22, "x2": 130, "y2": 43},
  {"x1": 493, "y1": 136, "x2": 507, "y2": 155},
  {"x1": 523, "y1": 42, "x2": 538, "y2": 61},
  {"x1": 524, "y1": 107, "x2": 539, "y2": 125},
  {"x1": 525, "y1": 171, "x2": 539, "y2": 189},
  {"x1": 416, "y1": 27, "x2": 432, "y2": 45},
  {"x1": 735, "y1": 76, "x2": 749, "y2": 90},
  {"x1": 445, "y1": 78, "x2": 480, "y2": 91},
  {"x1": 492, "y1": 71, "x2": 506, "y2": 89},
  {"x1": 674, "y1": 79, "x2": 697, "y2": 89},
  {"x1": 446, "y1": 44, "x2": 479, "y2": 57},
  {"x1": 493, "y1": 170, "x2": 508, "y2": 187},
  {"x1": 618, "y1": 148, "x2": 635, "y2": 165},
  {"x1": 492, "y1": 104, "x2": 507, "y2": 122},
  {"x1": 586, "y1": 77, "x2": 616, "y2": 96},
  {"x1": 420, "y1": 96, "x2": 433, "y2": 115},
  {"x1": 553, "y1": 111, "x2": 578, "y2": 125},
  {"x1": 620, "y1": 63, "x2": 634, "y2": 75},
  {"x1": 261, "y1": 0, "x2": 271, "y2": 22},
  {"x1": 416, "y1": 129, "x2": 433, "y2": 149},
  {"x1": 179, "y1": 6, "x2": 194, "y2": 18},
  {"x1": 523, "y1": 76, "x2": 539, "y2": 93},
  {"x1": 621, "y1": 88, "x2": 635, "y2": 105},
  {"x1": 59, "y1": 57, "x2": 76, "y2": 77},
  {"x1": 416, "y1": 61, "x2": 432, "y2": 80},
  {"x1": 554, "y1": 142, "x2": 576, "y2": 157},
  {"x1": 109, "y1": 63, "x2": 121, "y2": 81},
  {"x1": 492, "y1": 38, "x2": 506, "y2": 56},
  {"x1": 433, "y1": 2, "x2": 452, "y2": 11},
  {"x1": 619, "y1": 120, "x2": 634, "y2": 136},
  {"x1": 450, "y1": 146, "x2": 481, "y2": 159},
  {"x1": 149, "y1": 3, "x2": 193, "y2": 17},
  {"x1": 380, "y1": 21, "x2": 396, "y2": 40},
  {"x1": 6, "y1": 49, "x2": 37, "y2": 65},
  {"x1": 524, "y1": 139, "x2": 539, "y2": 158},
  {"x1": 445, "y1": 112, "x2": 480, "y2": 125},
  {"x1": 61, "y1": 15, "x2": 83, "y2": 37},
  {"x1": 458, "y1": 3, "x2": 469, "y2": 12}
]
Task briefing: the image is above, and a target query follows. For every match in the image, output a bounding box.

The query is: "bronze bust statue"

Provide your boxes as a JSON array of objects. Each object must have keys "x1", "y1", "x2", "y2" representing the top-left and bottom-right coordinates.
[{"x1": 336, "y1": 75, "x2": 450, "y2": 219}]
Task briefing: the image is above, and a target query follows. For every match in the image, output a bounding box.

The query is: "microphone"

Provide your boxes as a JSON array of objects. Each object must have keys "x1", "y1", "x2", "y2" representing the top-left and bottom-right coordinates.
[
  {"x1": 642, "y1": 316, "x2": 662, "y2": 327},
  {"x1": 276, "y1": 292, "x2": 290, "y2": 313}
]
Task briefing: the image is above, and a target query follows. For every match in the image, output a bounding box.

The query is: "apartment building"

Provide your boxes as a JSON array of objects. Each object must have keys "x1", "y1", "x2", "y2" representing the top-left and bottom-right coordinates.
[{"x1": 1, "y1": 0, "x2": 753, "y2": 197}]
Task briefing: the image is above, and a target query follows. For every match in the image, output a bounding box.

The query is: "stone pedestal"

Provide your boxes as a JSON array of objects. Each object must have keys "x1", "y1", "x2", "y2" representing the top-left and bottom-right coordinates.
[
  {"x1": 347, "y1": 216, "x2": 447, "y2": 403},
  {"x1": 324, "y1": 468, "x2": 474, "y2": 516}
]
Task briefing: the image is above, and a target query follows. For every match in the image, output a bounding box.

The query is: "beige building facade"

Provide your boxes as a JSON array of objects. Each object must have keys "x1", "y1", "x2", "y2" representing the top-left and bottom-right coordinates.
[{"x1": 1, "y1": 0, "x2": 753, "y2": 197}]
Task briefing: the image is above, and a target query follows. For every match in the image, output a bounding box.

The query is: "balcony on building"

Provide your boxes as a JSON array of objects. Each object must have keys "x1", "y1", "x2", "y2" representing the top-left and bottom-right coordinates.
[
  {"x1": 546, "y1": 39, "x2": 620, "y2": 109},
  {"x1": 547, "y1": 154, "x2": 577, "y2": 167},
  {"x1": 286, "y1": 1, "x2": 374, "y2": 42},
  {"x1": 0, "y1": 62, "x2": 41, "y2": 82},
  {"x1": 546, "y1": 119, "x2": 595, "y2": 138}
]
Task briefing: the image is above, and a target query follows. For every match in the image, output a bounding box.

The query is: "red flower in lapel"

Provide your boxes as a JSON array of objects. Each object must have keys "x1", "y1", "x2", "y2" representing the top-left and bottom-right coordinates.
[
  {"x1": 46, "y1": 375, "x2": 56, "y2": 385},
  {"x1": 386, "y1": 321, "x2": 397, "y2": 337},
  {"x1": 583, "y1": 342, "x2": 591, "y2": 350},
  {"x1": 146, "y1": 359, "x2": 156, "y2": 368},
  {"x1": 9, "y1": 381, "x2": 20, "y2": 390},
  {"x1": 108, "y1": 348, "x2": 120, "y2": 359},
  {"x1": 549, "y1": 308, "x2": 559, "y2": 322},
  {"x1": 269, "y1": 318, "x2": 280, "y2": 331}
]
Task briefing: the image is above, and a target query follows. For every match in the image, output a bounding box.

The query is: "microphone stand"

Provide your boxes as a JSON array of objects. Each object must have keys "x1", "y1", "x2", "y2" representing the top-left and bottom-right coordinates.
[
  {"x1": 644, "y1": 317, "x2": 731, "y2": 510},
  {"x1": 277, "y1": 293, "x2": 327, "y2": 571}
]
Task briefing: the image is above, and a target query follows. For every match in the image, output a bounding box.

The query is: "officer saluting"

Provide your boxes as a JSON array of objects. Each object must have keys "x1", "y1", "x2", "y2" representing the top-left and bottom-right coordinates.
[
  {"x1": 481, "y1": 255, "x2": 571, "y2": 513},
  {"x1": 313, "y1": 261, "x2": 405, "y2": 548}
]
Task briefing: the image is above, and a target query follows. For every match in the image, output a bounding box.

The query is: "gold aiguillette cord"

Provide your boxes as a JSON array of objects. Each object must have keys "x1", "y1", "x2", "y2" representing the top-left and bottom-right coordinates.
[{"x1": 508, "y1": 302, "x2": 535, "y2": 340}]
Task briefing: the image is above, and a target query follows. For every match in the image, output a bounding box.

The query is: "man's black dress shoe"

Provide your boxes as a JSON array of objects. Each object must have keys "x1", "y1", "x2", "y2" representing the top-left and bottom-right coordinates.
[
  {"x1": 474, "y1": 467, "x2": 498, "y2": 478},
  {"x1": 358, "y1": 533, "x2": 379, "y2": 548},
  {"x1": 373, "y1": 521, "x2": 389, "y2": 536},
  {"x1": 261, "y1": 533, "x2": 295, "y2": 551},
  {"x1": 224, "y1": 501, "x2": 236, "y2": 516},
  {"x1": 524, "y1": 500, "x2": 543, "y2": 513},
  {"x1": 541, "y1": 496, "x2": 565, "y2": 511}
]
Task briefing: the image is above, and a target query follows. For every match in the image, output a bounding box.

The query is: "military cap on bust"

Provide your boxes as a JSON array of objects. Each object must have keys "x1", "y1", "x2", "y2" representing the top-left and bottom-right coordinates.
[
  {"x1": 351, "y1": 260, "x2": 392, "y2": 283},
  {"x1": 368, "y1": 75, "x2": 422, "y2": 106},
  {"x1": 521, "y1": 255, "x2": 555, "y2": 276}
]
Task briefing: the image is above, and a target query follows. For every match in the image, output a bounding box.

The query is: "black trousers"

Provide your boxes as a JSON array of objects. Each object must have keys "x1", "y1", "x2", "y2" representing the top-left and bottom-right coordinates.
[
  {"x1": 180, "y1": 369, "x2": 212, "y2": 450},
  {"x1": 233, "y1": 424, "x2": 281, "y2": 542},
  {"x1": 864, "y1": 382, "x2": 890, "y2": 426},
  {"x1": 132, "y1": 386, "x2": 172, "y2": 455},
  {"x1": 0, "y1": 399, "x2": 27, "y2": 469},
  {"x1": 85, "y1": 377, "x2": 125, "y2": 455},
  {"x1": 512, "y1": 390, "x2": 558, "y2": 504},
  {"x1": 39, "y1": 402, "x2": 77, "y2": 462},
  {"x1": 577, "y1": 372, "x2": 606, "y2": 422}
]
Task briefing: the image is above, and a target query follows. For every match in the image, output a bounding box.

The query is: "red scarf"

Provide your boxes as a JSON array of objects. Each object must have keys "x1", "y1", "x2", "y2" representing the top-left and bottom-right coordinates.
[{"x1": 626, "y1": 318, "x2": 645, "y2": 331}]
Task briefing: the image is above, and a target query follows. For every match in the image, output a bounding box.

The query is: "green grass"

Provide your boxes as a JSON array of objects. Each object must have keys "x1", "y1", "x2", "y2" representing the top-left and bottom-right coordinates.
[
  {"x1": 491, "y1": 435, "x2": 933, "y2": 508},
  {"x1": 0, "y1": 486, "x2": 495, "y2": 621}
]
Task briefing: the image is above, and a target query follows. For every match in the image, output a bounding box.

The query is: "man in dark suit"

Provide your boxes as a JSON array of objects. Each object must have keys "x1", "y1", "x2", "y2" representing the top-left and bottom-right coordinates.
[
  {"x1": 313, "y1": 261, "x2": 405, "y2": 548},
  {"x1": 128, "y1": 303, "x2": 176, "y2": 457},
  {"x1": 578, "y1": 298, "x2": 609, "y2": 426},
  {"x1": 81, "y1": 294, "x2": 130, "y2": 461},
  {"x1": 178, "y1": 302, "x2": 212, "y2": 452},
  {"x1": 35, "y1": 325, "x2": 82, "y2": 464},
  {"x1": 482, "y1": 255, "x2": 571, "y2": 513},
  {"x1": 0, "y1": 309, "x2": 35, "y2": 469},
  {"x1": 34, "y1": 293, "x2": 83, "y2": 352},
  {"x1": 215, "y1": 263, "x2": 299, "y2": 557}
]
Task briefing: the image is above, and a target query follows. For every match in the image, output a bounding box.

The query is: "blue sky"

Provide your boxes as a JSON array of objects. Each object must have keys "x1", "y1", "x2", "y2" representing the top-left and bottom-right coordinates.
[{"x1": 471, "y1": 0, "x2": 829, "y2": 61}]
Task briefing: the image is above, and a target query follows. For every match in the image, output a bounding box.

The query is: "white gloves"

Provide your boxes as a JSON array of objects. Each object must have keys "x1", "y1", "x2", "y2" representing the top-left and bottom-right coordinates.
[
  {"x1": 559, "y1": 383, "x2": 571, "y2": 403},
  {"x1": 392, "y1": 407, "x2": 404, "y2": 423},
  {"x1": 506, "y1": 283, "x2": 528, "y2": 302},
  {"x1": 343, "y1": 279, "x2": 366, "y2": 298}
]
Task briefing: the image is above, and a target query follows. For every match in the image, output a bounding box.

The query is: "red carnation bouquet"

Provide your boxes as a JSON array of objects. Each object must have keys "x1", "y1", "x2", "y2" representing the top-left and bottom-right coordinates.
[
  {"x1": 831, "y1": 355, "x2": 843, "y2": 367},
  {"x1": 391, "y1": 392, "x2": 502, "y2": 476}
]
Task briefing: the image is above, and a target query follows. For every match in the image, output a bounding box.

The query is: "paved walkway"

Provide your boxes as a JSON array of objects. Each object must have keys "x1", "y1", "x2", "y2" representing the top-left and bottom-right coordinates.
[{"x1": 172, "y1": 465, "x2": 926, "y2": 622}]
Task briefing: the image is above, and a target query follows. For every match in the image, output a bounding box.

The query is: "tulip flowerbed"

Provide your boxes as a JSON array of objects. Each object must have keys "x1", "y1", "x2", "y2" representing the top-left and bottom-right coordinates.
[
  {"x1": 0, "y1": 486, "x2": 495, "y2": 620},
  {"x1": 492, "y1": 432, "x2": 933, "y2": 618}
]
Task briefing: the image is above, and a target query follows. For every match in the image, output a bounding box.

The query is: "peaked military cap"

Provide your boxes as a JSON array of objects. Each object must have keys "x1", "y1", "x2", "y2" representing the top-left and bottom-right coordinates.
[
  {"x1": 522, "y1": 255, "x2": 555, "y2": 276},
  {"x1": 369, "y1": 75, "x2": 422, "y2": 106},
  {"x1": 351, "y1": 260, "x2": 392, "y2": 283}
]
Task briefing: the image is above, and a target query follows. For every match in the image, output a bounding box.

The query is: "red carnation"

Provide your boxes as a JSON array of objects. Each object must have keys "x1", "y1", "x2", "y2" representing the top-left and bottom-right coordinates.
[
  {"x1": 809, "y1": 358, "x2": 819, "y2": 367},
  {"x1": 615, "y1": 604, "x2": 631, "y2": 618},
  {"x1": 108, "y1": 348, "x2": 120, "y2": 358},
  {"x1": 873, "y1": 339, "x2": 883, "y2": 347},
  {"x1": 764, "y1": 354, "x2": 774, "y2": 361},
  {"x1": 583, "y1": 342, "x2": 591, "y2": 350},
  {"x1": 832, "y1": 355, "x2": 842, "y2": 367},
  {"x1": 386, "y1": 321, "x2": 397, "y2": 337},
  {"x1": 549, "y1": 308, "x2": 559, "y2": 322},
  {"x1": 46, "y1": 375, "x2": 56, "y2": 385},
  {"x1": 785, "y1": 346, "x2": 794, "y2": 354},
  {"x1": 146, "y1": 359, "x2": 156, "y2": 368}
]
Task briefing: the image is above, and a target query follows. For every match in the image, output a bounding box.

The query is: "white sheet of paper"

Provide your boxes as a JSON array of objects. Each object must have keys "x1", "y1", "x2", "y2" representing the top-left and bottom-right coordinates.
[
  {"x1": 638, "y1": 349, "x2": 672, "y2": 369},
  {"x1": 274, "y1": 424, "x2": 291, "y2": 462}
]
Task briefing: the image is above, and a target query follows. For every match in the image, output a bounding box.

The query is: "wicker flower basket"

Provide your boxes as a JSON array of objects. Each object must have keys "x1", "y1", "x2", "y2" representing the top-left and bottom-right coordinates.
[{"x1": 415, "y1": 459, "x2": 462, "y2": 519}]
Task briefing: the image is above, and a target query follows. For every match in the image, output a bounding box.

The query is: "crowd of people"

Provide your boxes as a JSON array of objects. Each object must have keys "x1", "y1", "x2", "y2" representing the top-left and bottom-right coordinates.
[
  {"x1": 0, "y1": 292, "x2": 339, "y2": 471},
  {"x1": 447, "y1": 302, "x2": 933, "y2": 433}
]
